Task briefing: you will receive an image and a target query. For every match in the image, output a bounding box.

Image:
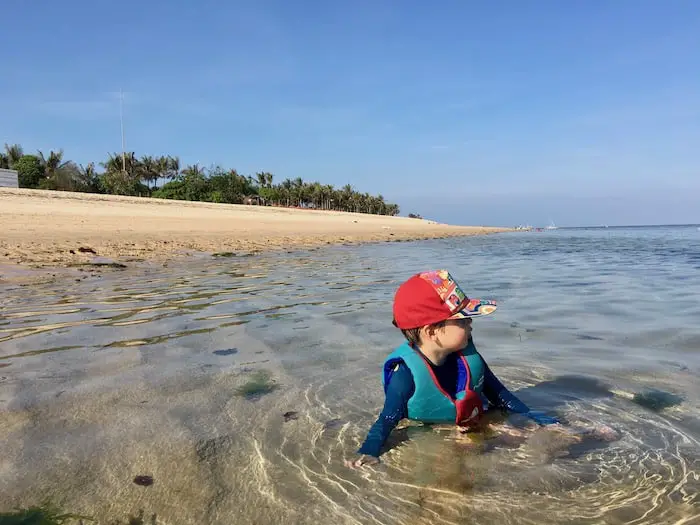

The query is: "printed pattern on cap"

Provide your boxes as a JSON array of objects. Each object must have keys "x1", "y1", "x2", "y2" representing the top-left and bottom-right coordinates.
[
  {"x1": 458, "y1": 298, "x2": 497, "y2": 317},
  {"x1": 417, "y1": 270, "x2": 467, "y2": 314},
  {"x1": 417, "y1": 269, "x2": 498, "y2": 317}
]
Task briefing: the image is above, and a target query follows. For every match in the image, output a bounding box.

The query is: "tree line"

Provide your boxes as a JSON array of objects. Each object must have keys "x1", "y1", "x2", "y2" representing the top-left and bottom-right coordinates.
[{"x1": 0, "y1": 143, "x2": 400, "y2": 216}]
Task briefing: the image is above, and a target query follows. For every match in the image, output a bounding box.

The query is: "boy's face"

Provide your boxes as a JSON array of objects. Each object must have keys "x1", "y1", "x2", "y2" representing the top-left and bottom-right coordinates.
[{"x1": 429, "y1": 317, "x2": 472, "y2": 350}]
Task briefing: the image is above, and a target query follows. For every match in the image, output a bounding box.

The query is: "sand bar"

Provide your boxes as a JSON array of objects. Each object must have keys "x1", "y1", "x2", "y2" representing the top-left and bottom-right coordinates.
[{"x1": 1, "y1": 188, "x2": 510, "y2": 270}]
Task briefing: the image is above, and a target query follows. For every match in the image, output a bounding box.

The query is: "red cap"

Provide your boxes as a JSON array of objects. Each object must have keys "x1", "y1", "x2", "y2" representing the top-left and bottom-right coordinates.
[{"x1": 392, "y1": 270, "x2": 497, "y2": 329}]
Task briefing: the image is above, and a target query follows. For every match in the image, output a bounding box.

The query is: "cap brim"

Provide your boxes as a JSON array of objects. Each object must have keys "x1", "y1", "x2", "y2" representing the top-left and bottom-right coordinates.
[{"x1": 449, "y1": 298, "x2": 497, "y2": 318}]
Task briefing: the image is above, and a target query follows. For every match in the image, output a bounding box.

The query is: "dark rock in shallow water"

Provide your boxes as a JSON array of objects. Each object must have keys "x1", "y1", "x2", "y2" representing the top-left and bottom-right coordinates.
[
  {"x1": 68, "y1": 262, "x2": 127, "y2": 269},
  {"x1": 133, "y1": 475, "x2": 154, "y2": 486},
  {"x1": 283, "y1": 411, "x2": 298, "y2": 422},
  {"x1": 213, "y1": 348, "x2": 238, "y2": 356}
]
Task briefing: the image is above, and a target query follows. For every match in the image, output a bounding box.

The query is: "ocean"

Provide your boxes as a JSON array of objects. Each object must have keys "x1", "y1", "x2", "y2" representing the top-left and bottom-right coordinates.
[{"x1": 1, "y1": 225, "x2": 699, "y2": 524}]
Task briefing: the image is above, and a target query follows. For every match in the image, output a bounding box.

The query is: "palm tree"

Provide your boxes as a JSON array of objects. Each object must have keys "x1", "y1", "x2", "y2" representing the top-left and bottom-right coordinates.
[
  {"x1": 181, "y1": 163, "x2": 206, "y2": 178},
  {"x1": 140, "y1": 155, "x2": 160, "y2": 191},
  {"x1": 362, "y1": 192, "x2": 371, "y2": 213},
  {"x1": 36, "y1": 149, "x2": 75, "y2": 189},
  {"x1": 323, "y1": 184, "x2": 335, "y2": 210},
  {"x1": 76, "y1": 162, "x2": 101, "y2": 192},
  {"x1": 152, "y1": 156, "x2": 167, "y2": 187},
  {"x1": 4, "y1": 144, "x2": 24, "y2": 168},
  {"x1": 102, "y1": 151, "x2": 140, "y2": 176},
  {"x1": 308, "y1": 181, "x2": 322, "y2": 208},
  {"x1": 155, "y1": 155, "x2": 178, "y2": 181},
  {"x1": 255, "y1": 171, "x2": 274, "y2": 189},
  {"x1": 292, "y1": 177, "x2": 304, "y2": 206},
  {"x1": 100, "y1": 152, "x2": 143, "y2": 195},
  {"x1": 280, "y1": 178, "x2": 293, "y2": 206},
  {"x1": 375, "y1": 194, "x2": 386, "y2": 215},
  {"x1": 1, "y1": 139, "x2": 406, "y2": 215}
]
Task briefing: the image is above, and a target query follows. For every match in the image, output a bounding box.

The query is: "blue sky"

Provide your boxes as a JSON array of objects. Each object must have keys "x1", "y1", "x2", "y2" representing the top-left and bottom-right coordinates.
[{"x1": 2, "y1": 1, "x2": 699, "y2": 227}]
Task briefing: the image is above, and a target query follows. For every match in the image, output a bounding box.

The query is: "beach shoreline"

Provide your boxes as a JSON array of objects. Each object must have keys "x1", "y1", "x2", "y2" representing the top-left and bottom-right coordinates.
[{"x1": 0, "y1": 188, "x2": 511, "y2": 280}]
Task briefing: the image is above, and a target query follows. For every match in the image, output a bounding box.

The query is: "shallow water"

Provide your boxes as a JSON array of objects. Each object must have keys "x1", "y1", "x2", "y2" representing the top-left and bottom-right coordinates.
[{"x1": 1, "y1": 226, "x2": 699, "y2": 524}]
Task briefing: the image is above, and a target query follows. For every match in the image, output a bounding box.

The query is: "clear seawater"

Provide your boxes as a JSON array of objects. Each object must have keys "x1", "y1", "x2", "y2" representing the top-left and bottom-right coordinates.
[{"x1": 1, "y1": 226, "x2": 699, "y2": 524}]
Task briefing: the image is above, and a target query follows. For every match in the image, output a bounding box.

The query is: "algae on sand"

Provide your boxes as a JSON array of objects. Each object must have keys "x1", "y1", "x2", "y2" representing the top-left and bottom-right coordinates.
[
  {"x1": 0, "y1": 506, "x2": 158, "y2": 525},
  {"x1": 0, "y1": 505, "x2": 91, "y2": 525},
  {"x1": 632, "y1": 389, "x2": 684, "y2": 412},
  {"x1": 234, "y1": 369, "x2": 278, "y2": 399}
]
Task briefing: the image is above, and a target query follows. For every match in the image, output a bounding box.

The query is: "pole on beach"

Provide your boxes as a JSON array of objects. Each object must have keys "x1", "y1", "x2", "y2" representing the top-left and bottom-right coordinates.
[{"x1": 119, "y1": 88, "x2": 126, "y2": 174}]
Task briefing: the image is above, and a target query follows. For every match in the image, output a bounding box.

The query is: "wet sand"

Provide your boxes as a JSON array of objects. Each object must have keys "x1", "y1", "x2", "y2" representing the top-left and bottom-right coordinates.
[{"x1": 0, "y1": 188, "x2": 510, "y2": 273}]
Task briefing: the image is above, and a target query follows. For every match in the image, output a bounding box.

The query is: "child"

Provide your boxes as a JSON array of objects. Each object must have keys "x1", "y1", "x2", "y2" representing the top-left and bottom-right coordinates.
[{"x1": 345, "y1": 269, "x2": 559, "y2": 468}]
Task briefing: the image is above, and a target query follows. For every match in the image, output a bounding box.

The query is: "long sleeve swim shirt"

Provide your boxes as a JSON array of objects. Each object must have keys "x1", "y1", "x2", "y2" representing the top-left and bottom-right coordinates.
[{"x1": 357, "y1": 350, "x2": 531, "y2": 458}]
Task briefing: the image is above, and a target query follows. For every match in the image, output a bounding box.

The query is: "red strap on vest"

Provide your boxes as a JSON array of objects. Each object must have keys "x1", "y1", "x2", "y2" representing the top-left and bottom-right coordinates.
[
  {"x1": 456, "y1": 354, "x2": 484, "y2": 428},
  {"x1": 455, "y1": 389, "x2": 484, "y2": 428}
]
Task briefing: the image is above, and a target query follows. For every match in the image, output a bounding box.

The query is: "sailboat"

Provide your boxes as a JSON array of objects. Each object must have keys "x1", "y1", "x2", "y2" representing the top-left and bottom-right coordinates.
[{"x1": 545, "y1": 219, "x2": 558, "y2": 230}]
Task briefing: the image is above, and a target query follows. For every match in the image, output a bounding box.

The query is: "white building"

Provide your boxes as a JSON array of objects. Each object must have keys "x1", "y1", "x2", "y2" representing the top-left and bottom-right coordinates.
[{"x1": 0, "y1": 168, "x2": 19, "y2": 188}]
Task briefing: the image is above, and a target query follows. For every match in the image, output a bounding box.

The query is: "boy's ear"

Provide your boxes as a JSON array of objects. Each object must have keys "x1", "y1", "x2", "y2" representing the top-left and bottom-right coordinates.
[{"x1": 423, "y1": 324, "x2": 438, "y2": 339}]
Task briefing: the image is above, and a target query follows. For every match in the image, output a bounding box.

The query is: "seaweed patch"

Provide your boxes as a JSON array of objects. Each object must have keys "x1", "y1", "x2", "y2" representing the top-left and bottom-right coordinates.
[{"x1": 234, "y1": 369, "x2": 278, "y2": 400}]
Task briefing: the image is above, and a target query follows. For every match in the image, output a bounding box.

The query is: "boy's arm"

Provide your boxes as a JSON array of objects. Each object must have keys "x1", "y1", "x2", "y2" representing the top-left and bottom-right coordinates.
[
  {"x1": 481, "y1": 356, "x2": 559, "y2": 425},
  {"x1": 354, "y1": 362, "x2": 415, "y2": 460}
]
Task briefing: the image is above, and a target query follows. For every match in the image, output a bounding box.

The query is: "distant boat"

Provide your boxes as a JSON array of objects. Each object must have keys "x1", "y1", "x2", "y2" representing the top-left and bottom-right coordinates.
[{"x1": 545, "y1": 219, "x2": 558, "y2": 230}]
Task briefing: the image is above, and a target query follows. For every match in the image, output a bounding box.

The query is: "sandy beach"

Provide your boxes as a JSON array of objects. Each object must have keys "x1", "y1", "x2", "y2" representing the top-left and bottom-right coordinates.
[{"x1": 0, "y1": 188, "x2": 510, "y2": 271}]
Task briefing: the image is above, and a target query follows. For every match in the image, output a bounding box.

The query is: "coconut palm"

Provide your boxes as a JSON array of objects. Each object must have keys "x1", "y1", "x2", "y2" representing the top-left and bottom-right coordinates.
[
  {"x1": 1, "y1": 140, "x2": 406, "y2": 216},
  {"x1": 4, "y1": 144, "x2": 24, "y2": 168},
  {"x1": 139, "y1": 155, "x2": 159, "y2": 190}
]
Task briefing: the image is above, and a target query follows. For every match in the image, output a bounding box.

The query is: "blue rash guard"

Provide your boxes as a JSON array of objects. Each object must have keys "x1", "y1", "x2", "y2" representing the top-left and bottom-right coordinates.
[{"x1": 357, "y1": 340, "x2": 549, "y2": 458}]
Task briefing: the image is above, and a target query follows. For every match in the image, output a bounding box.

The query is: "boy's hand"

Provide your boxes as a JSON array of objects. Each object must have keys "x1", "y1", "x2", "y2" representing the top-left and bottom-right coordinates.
[
  {"x1": 344, "y1": 454, "x2": 380, "y2": 469},
  {"x1": 526, "y1": 410, "x2": 560, "y2": 426}
]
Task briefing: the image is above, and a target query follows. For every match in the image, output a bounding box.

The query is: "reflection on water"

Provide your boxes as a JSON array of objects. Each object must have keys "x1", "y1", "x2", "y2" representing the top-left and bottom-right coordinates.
[{"x1": 1, "y1": 228, "x2": 699, "y2": 524}]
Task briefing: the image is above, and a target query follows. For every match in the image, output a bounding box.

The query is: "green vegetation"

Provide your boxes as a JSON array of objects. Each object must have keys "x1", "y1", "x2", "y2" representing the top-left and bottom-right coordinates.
[
  {"x1": 631, "y1": 389, "x2": 683, "y2": 412},
  {"x1": 0, "y1": 504, "x2": 91, "y2": 525},
  {"x1": 234, "y1": 370, "x2": 278, "y2": 399},
  {"x1": 0, "y1": 505, "x2": 156, "y2": 525},
  {"x1": 1, "y1": 143, "x2": 400, "y2": 216}
]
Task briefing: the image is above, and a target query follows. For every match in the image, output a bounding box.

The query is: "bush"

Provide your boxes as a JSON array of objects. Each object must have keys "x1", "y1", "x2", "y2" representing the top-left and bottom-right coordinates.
[{"x1": 14, "y1": 155, "x2": 44, "y2": 188}]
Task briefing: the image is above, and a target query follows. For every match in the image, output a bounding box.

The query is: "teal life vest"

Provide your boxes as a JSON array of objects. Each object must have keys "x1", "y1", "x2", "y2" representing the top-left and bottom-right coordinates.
[{"x1": 382, "y1": 338, "x2": 487, "y2": 426}]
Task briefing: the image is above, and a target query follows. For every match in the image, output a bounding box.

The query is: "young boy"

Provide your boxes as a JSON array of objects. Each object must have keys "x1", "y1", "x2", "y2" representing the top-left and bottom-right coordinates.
[{"x1": 346, "y1": 269, "x2": 559, "y2": 468}]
